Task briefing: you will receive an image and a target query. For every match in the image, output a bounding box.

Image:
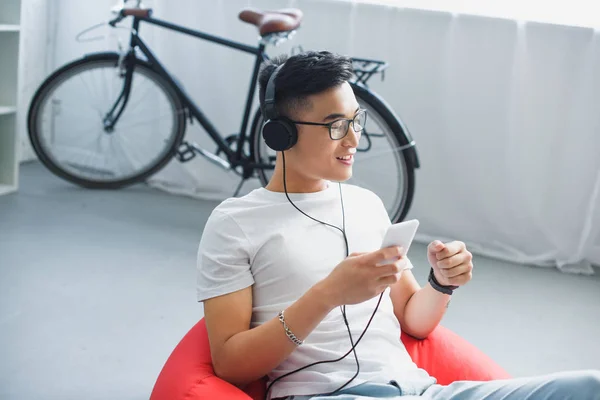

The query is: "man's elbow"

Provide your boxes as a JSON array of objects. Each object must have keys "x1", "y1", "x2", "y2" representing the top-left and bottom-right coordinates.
[
  {"x1": 405, "y1": 329, "x2": 431, "y2": 341},
  {"x1": 212, "y1": 356, "x2": 249, "y2": 388},
  {"x1": 399, "y1": 319, "x2": 435, "y2": 340},
  {"x1": 212, "y1": 357, "x2": 229, "y2": 381}
]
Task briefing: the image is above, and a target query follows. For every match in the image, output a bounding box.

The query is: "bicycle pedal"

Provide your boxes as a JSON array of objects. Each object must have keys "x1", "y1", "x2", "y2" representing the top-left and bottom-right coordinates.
[{"x1": 176, "y1": 142, "x2": 196, "y2": 162}]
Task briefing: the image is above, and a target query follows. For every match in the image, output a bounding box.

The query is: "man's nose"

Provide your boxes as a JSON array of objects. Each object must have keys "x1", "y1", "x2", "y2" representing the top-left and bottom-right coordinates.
[{"x1": 342, "y1": 124, "x2": 360, "y2": 147}]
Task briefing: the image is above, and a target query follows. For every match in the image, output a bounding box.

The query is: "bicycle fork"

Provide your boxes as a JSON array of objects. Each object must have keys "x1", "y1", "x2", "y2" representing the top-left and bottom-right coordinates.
[{"x1": 102, "y1": 51, "x2": 136, "y2": 133}]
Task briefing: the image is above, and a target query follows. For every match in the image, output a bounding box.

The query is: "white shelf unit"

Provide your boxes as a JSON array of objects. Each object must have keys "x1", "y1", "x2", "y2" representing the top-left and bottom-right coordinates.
[
  {"x1": 0, "y1": 106, "x2": 17, "y2": 114},
  {"x1": 0, "y1": 0, "x2": 21, "y2": 196},
  {"x1": 0, "y1": 24, "x2": 20, "y2": 32}
]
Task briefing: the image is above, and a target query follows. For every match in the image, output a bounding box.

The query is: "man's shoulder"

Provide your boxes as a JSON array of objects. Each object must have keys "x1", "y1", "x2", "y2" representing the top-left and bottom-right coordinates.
[
  {"x1": 208, "y1": 189, "x2": 271, "y2": 229},
  {"x1": 212, "y1": 189, "x2": 265, "y2": 215},
  {"x1": 341, "y1": 183, "x2": 382, "y2": 203},
  {"x1": 202, "y1": 195, "x2": 260, "y2": 248}
]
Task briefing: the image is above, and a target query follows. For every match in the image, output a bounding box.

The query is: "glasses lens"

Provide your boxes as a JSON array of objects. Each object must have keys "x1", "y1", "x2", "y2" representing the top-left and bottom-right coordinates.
[
  {"x1": 330, "y1": 119, "x2": 349, "y2": 140},
  {"x1": 353, "y1": 110, "x2": 367, "y2": 132}
]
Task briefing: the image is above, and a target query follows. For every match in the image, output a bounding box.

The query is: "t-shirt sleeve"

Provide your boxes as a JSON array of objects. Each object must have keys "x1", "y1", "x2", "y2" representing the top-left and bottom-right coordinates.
[{"x1": 196, "y1": 209, "x2": 254, "y2": 302}]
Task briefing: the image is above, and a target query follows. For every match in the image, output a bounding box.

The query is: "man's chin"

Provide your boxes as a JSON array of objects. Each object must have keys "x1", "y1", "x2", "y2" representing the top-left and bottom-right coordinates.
[{"x1": 329, "y1": 170, "x2": 352, "y2": 183}]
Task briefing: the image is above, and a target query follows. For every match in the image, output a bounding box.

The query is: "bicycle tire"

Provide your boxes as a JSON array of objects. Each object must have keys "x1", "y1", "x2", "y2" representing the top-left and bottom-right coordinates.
[
  {"x1": 27, "y1": 52, "x2": 186, "y2": 189},
  {"x1": 250, "y1": 82, "x2": 416, "y2": 223}
]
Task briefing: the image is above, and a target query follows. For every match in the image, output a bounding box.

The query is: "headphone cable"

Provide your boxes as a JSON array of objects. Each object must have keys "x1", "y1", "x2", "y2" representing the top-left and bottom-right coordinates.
[{"x1": 264, "y1": 151, "x2": 385, "y2": 398}]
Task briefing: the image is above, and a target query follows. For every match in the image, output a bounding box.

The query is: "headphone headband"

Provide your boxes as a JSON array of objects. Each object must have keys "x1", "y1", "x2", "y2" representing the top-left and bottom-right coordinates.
[{"x1": 263, "y1": 64, "x2": 284, "y2": 120}]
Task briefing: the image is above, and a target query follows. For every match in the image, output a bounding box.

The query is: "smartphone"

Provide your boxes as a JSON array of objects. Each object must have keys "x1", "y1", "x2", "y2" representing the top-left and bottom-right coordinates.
[{"x1": 379, "y1": 219, "x2": 420, "y2": 266}]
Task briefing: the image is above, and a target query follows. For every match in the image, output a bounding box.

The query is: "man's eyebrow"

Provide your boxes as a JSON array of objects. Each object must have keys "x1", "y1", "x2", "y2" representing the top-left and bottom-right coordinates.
[{"x1": 322, "y1": 106, "x2": 360, "y2": 122}]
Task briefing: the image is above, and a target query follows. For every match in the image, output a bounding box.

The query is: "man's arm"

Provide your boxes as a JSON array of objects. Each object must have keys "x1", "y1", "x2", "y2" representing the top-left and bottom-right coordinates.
[
  {"x1": 204, "y1": 247, "x2": 404, "y2": 388},
  {"x1": 391, "y1": 240, "x2": 473, "y2": 339},
  {"x1": 390, "y1": 270, "x2": 450, "y2": 339},
  {"x1": 204, "y1": 282, "x2": 334, "y2": 388}
]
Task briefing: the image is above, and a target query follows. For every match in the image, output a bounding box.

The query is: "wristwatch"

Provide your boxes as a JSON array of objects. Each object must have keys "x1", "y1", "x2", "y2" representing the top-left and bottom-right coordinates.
[{"x1": 428, "y1": 268, "x2": 458, "y2": 295}]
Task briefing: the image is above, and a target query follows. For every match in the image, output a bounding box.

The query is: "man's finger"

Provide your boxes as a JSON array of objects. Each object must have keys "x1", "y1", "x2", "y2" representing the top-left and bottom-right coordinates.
[
  {"x1": 443, "y1": 268, "x2": 473, "y2": 286},
  {"x1": 428, "y1": 240, "x2": 445, "y2": 255},
  {"x1": 437, "y1": 262, "x2": 472, "y2": 279},
  {"x1": 373, "y1": 258, "x2": 407, "y2": 278},
  {"x1": 436, "y1": 241, "x2": 466, "y2": 260},
  {"x1": 437, "y1": 252, "x2": 470, "y2": 270},
  {"x1": 377, "y1": 273, "x2": 401, "y2": 288},
  {"x1": 362, "y1": 246, "x2": 403, "y2": 265}
]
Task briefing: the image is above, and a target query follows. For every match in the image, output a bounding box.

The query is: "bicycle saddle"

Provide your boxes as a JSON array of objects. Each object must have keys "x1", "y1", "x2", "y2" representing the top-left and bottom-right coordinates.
[{"x1": 238, "y1": 8, "x2": 303, "y2": 36}]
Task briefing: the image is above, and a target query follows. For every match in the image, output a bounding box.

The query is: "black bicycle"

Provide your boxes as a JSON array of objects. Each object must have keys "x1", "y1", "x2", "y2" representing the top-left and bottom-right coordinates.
[{"x1": 27, "y1": 1, "x2": 420, "y2": 222}]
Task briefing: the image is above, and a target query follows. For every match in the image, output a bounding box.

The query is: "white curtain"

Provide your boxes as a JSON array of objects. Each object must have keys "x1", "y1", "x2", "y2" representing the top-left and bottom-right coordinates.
[
  {"x1": 18, "y1": 0, "x2": 600, "y2": 274},
  {"x1": 16, "y1": 0, "x2": 51, "y2": 162}
]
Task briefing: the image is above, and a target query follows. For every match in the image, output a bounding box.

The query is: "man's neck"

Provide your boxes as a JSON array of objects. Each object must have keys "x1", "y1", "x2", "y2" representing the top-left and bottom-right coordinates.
[{"x1": 266, "y1": 164, "x2": 329, "y2": 194}]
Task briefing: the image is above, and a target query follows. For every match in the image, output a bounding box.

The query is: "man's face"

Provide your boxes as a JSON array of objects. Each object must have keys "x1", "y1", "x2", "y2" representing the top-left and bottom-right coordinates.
[{"x1": 286, "y1": 81, "x2": 361, "y2": 183}]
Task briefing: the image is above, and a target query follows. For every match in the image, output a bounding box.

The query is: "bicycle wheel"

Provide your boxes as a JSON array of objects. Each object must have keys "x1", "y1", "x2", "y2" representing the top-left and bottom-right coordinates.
[
  {"x1": 28, "y1": 52, "x2": 186, "y2": 189},
  {"x1": 251, "y1": 83, "x2": 416, "y2": 223}
]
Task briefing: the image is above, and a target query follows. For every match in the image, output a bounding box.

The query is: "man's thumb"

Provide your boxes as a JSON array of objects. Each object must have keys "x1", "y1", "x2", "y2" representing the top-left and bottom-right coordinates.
[{"x1": 429, "y1": 240, "x2": 445, "y2": 253}]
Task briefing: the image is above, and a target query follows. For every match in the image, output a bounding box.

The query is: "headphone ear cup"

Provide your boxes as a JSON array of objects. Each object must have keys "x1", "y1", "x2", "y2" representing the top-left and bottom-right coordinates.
[{"x1": 262, "y1": 118, "x2": 298, "y2": 151}]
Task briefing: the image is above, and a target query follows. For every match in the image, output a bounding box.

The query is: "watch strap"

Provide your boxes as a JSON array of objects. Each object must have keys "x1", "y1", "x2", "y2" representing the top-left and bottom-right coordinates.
[{"x1": 428, "y1": 268, "x2": 458, "y2": 295}]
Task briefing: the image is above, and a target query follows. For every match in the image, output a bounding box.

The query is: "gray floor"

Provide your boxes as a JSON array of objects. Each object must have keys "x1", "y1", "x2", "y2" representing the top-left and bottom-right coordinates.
[{"x1": 1, "y1": 162, "x2": 599, "y2": 400}]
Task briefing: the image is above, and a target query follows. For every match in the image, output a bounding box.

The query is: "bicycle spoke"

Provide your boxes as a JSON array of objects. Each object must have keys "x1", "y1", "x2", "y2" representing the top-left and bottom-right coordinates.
[
  {"x1": 31, "y1": 58, "x2": 184, "y2": 186},
  {"x1": 127, "y1": 78, "x2": 158, "y2": 110},
  {"x1": 118, "y1": 130, "x2": 158, "y2": 165},
  {"x1": 110, "y1": 134, "x2": 136, "y2": 177},
  {"x1": 42, "y1": 97, "x2": 106, "y2": 123},
  {"x1": 40, "y1": 121, "x2": 105, "y2": 147},
  {"x1": 77, "y1": 73, "x2": 105, "y2": 117},
  {"x1": 44, "y1": 110, "x2": 176, "y2": 154},
  {"x1": 115, "y1": 111, "x2": 178, "y2": 132},
  {"x1": 40, "y1": 109, "x2": 99, "y2": 125},
  {"x1": 101, "y1": 67, "x2": 110, "y2": 111}
]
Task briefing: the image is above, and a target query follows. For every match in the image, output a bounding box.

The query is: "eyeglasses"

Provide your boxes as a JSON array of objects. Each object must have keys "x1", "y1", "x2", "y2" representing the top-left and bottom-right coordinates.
[{"x1": 289, "y1": 109, "x2": 367, "y2": 140}]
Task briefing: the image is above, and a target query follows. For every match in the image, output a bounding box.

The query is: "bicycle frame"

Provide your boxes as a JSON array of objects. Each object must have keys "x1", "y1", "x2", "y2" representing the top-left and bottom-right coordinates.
[
  {"x1": 113, "y1": 14, "x2": 271, "y2": 170},
  {"x1": 106, "y1": 12, "x2": 404, "y2": 176}
]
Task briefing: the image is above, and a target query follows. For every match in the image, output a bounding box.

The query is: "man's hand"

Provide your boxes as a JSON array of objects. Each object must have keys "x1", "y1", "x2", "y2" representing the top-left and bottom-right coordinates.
[
  {"x1": 427, "y1": 240, "x2": 473, "y2": 287},
  {"x1": 320, "y1": 247, "x2": 406, "y2": 307}
]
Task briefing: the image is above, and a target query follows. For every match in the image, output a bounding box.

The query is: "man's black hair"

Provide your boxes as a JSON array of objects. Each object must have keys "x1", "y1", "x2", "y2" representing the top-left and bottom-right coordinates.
[{"x1": 258, "y1": 51, "x2": 354, "y2": 119}]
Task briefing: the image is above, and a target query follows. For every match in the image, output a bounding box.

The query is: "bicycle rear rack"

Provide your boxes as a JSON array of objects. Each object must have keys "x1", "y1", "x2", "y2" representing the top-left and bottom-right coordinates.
[{"x1": 351, "y1": 57, "x2": 389, "y2": 85}]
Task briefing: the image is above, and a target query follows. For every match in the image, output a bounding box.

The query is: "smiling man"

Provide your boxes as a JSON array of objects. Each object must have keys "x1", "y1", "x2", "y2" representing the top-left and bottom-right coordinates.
[{"x1": 196, "y1": 51, "x2": 600, "y2": 400}]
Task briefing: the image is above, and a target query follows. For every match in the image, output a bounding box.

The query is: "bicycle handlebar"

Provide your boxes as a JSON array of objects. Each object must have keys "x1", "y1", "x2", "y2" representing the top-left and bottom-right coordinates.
[{"x1": 109, "y1": 0, "x2": 151, "y2": 27}]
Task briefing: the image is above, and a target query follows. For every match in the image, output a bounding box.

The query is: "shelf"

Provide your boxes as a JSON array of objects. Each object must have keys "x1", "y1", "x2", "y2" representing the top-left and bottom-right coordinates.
[
  {"x1": 0, "y1": 1, "x2": 20, "y2": 197},
  {"x1": 0, "y1": 106, "x2": 17, "y2": 115},
  {"x1": 0, "y1": 184, "x2": 17, "y2": 196},
  {"x1": 0, "y1": 0, "x2": 21, "y2": 27},
  {"x1": 0, "y1": 25, "x2": 20, "y2": 32}
]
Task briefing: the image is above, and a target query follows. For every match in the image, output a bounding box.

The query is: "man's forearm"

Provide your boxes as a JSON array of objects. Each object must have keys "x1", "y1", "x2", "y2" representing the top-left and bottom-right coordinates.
[
  {"x1": 402, "y1": 283, "x2": 451, "y2": 339},
  {"x1": 214, "y1": 282, "x2": 335, "y2": 387}
]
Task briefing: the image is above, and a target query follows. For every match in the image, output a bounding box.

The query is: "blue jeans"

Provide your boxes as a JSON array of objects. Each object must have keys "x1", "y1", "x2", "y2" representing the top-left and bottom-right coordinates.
[{"x1": 284, "y1": 370, "x2": 600, "y2": 400}]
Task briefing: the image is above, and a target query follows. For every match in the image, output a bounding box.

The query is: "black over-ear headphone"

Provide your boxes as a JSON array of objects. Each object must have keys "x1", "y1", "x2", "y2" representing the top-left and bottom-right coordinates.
[{"x1": 261, "y1": 64, "x2": 298, "y2": 152}]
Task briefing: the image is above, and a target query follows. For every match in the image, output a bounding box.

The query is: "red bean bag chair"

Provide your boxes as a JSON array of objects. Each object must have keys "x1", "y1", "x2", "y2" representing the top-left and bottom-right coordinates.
[{"x1": 150, "y1": 319, "x2": 511, "y2": 400}]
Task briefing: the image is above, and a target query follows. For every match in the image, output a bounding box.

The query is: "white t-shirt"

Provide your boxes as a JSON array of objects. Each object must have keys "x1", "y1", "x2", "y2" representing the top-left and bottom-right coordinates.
[{"x1": 196, "y1": 182, "x2": 435, "y2": 399}]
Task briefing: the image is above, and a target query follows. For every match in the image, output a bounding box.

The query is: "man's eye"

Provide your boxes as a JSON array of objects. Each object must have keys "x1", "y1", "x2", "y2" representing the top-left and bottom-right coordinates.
[{"x1": 331, "y1": 120, "x2": 345, "y2": 130}]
